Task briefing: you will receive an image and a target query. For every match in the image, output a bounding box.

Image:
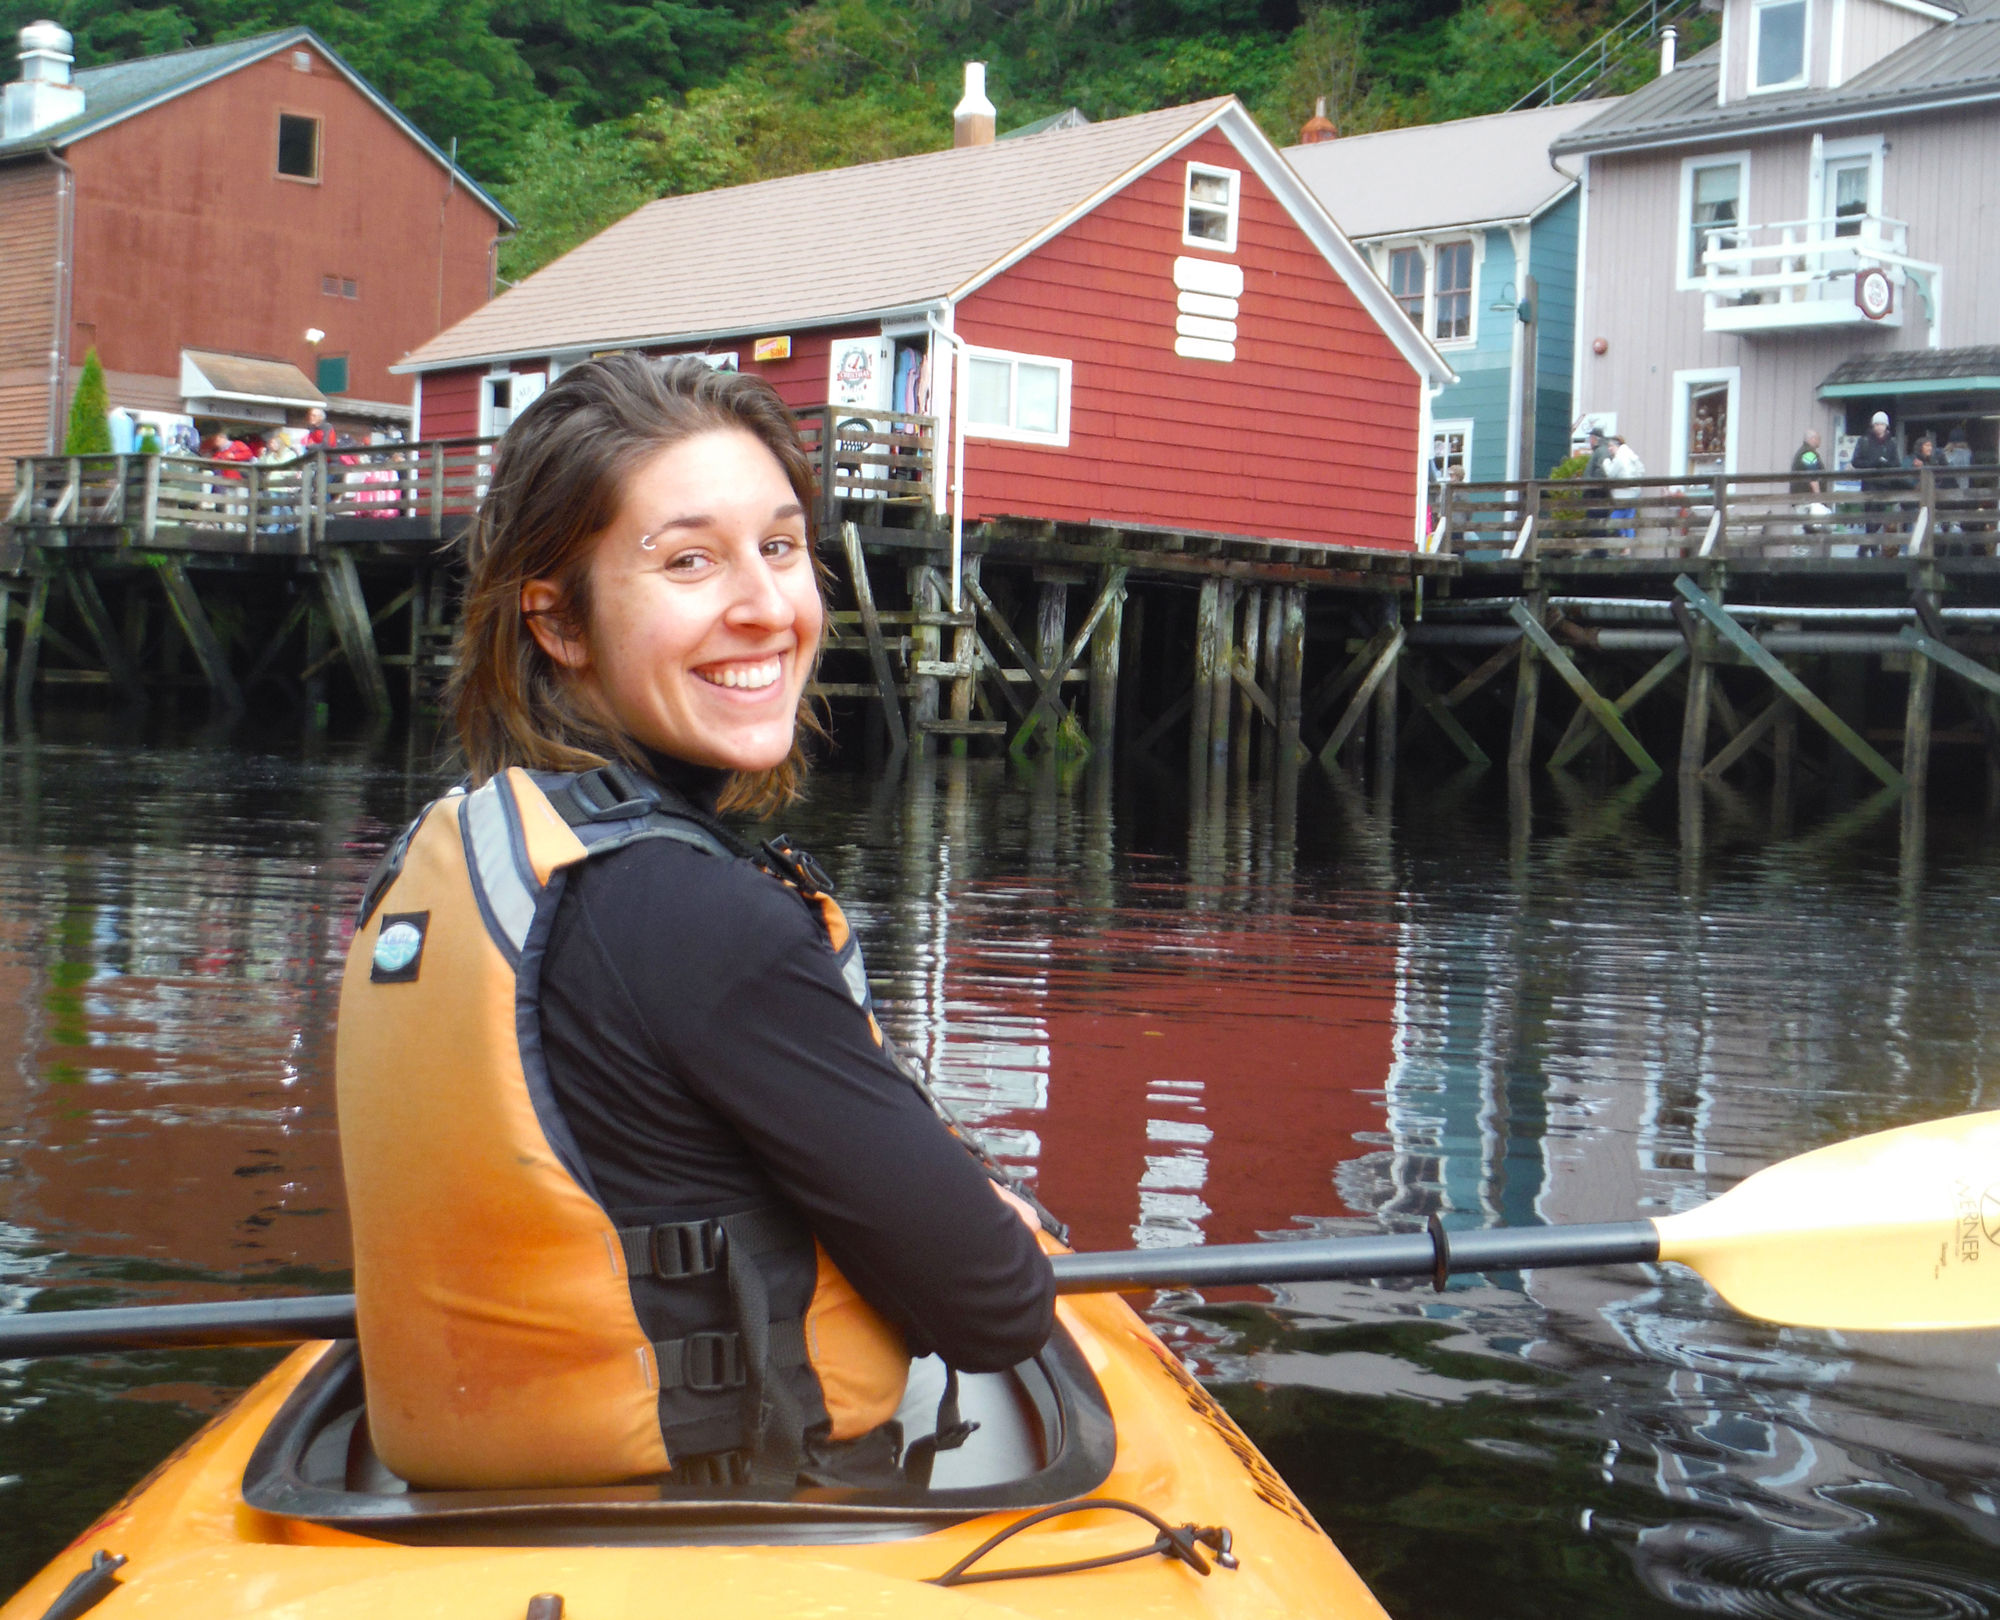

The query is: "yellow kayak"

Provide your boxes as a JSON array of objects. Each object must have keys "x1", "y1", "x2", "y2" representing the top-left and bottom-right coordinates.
[{"x1": 3, "y1": 1290, "x2": 1387, "y2": 1619}]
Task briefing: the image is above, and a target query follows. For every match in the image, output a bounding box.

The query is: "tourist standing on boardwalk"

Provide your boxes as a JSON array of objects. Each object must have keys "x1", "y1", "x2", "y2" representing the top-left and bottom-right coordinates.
[{"x1": 1851, "y1": 411, "x2": 1902, "y2": 549}]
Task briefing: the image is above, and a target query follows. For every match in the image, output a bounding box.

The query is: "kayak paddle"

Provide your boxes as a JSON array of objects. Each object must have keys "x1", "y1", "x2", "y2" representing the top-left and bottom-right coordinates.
[{"x1": 2, "y1": 1109, "x2": 1993, "y2": 1358}]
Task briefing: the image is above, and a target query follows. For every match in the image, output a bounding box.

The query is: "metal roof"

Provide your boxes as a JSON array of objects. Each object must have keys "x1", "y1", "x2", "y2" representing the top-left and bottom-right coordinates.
[
  {"x1": 1001, "y1": 108, "x2": 1091, "y2": 140},
  {"x1": 395, "y1": 98, "x2": 1457, "y2": 387},
  {"x1": 1552, "y1": 0, "x2": 2000, "y2": 154},
  {"x1": 182, "y1": 349, "x2": 326, "y2": 407},
  {"x1": 0, "y1": 27, "x2": 510, "y2": 223},
  {"x1": 1821, "y1": 345, "x2": 2000, "y2": 395},
  {"x1": 1283, "y1": 100, "x2": 1615, "y2": 237}
]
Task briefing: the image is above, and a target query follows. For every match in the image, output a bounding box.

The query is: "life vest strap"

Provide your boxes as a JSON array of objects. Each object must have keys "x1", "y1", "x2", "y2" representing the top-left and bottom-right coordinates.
[{"x1": 617, "y1": 1218, "x2": 723, "y2": 1280}]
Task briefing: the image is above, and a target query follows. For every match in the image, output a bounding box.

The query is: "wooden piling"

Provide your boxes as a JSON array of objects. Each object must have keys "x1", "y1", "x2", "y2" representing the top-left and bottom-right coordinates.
[
  {"x1": 1372, "y1": 596, "x2": 1399, "y2": 789},
  {"x1": 1209, "y1": 579, "x2": 1237, "y2": 770},
  {"x1": 1232, "y1": 587, "x2": 1262, "y2": 780},
  {"x1": 1088, "y1": 566, "x2": 1123, "y2": 759},
  {"x1": 13, "y1": 573, "x2": 49, "y2": 727},
  {"x1": 1508, "y1": 590, "x2": 1545, "y2": 776},
  {"x1": 63, "y1": 562, "x2": 142, "y2": 701},
  {"x1": 1276, "y1": 586, "x2": 1305, "y2": 768},
  {"x1": 840, "y1": 523, "x2": 906, "y2": 755},
  {"x1": 317, "y1": 548, "x2": 389, "y2": 720},
  {"x1": 1675, "y1": 598, "x2": 1714, "y2": 787},
  {"x1": 1903, "y1": 640, "x2": 1937, "y2": 800},
  {"x1": 1190, "y1": 579, "x2": 1220, "y2": 785},
  {"x1": 907, "y1": 564, "x2": 943, "y2": 747}
]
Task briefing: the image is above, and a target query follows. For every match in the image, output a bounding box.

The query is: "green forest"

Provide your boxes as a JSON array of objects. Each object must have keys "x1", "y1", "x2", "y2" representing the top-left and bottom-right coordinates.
[{"x1": 8, "y1": 0, "x2": 1704, "y2": 280}]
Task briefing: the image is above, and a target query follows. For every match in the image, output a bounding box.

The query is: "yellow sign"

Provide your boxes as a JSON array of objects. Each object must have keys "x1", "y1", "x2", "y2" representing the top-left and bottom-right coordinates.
[{"x1": 753, "y1": 335, "x2": 791, "y2": 362}]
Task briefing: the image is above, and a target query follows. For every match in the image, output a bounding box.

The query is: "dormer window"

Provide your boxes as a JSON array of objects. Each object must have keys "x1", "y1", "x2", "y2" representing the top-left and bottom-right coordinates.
[{"x1": 1752, "y1": 0, "x2": 1808, "y2": 90}]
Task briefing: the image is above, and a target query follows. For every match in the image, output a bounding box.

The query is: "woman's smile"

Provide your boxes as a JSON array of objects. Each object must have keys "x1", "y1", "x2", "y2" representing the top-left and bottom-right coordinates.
[{"x1": 695, "y1": 656, "x2": 785, "y2": 692}]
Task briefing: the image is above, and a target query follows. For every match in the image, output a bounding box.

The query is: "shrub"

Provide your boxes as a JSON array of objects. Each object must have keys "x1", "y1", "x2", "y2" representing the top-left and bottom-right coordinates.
[{"x1": 65, "y1": 349, "x2": 111, "y2": 455}]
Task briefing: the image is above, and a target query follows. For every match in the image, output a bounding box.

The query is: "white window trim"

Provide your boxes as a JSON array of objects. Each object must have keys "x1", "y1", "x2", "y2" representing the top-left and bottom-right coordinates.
[
  {"x1": 962, "y1": 346, "x2": 1072, "y2": 448},
  {"x1": 1670, "y1": 366, "x2": 1741, "y2": 477},
  {"x1": 1813, "y1": 132, "x2": 1885, "y2": 231},
  {"x1": 1428, "y1": 236, "x2": 1482, "y2": 351},
  {"x1": 1749, "y1": 0, "x2": 1811, "y2": 93},
  {"x1": 1182, "y1": 161, "x2": 1240, "y2": 254},
  {"x1": 1429, "y1": 419, "x2": 1474, "y2": 481},
  {"x1": 1372, "y1": 233, "x2": 1482, "y2": 350},
  {"x1": 1677, "y1": 150, "x2": 1753, "y2": 292}
]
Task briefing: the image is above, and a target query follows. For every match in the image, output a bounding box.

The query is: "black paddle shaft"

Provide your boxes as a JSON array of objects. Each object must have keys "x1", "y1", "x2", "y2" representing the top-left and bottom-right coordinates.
[
  {"x1": 1047, "y1": 1220, "x2": 1660, "y2": 1294},
  {"x1": 0, "y1": 1222, "x2": 1661, "y2": 1358}
]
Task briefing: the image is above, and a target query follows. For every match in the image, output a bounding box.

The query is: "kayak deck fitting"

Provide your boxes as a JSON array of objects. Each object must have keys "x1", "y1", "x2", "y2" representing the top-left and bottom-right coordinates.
[{"x1": 3, "y1": 1292, "x2": 1389, "y2": 1618}]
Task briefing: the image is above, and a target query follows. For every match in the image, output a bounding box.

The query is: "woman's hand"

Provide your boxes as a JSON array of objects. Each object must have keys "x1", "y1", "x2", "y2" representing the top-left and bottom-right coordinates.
[{"x1": 992, "y1": 1182, "x2": 1043, "y2": 1232}]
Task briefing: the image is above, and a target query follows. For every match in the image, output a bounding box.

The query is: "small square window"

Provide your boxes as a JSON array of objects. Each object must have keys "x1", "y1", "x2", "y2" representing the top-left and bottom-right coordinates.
[
  {"x1": 278, "y1": 114, "x2": 320, "y2": 180},
  {"x1": 342, "y1": 278, "x2": 358, "y2": 299},
  {"x1": 321, "y1": 274, "x2": 339, "y2": 296},
  {"x1": 1183, "y1": 162, "x2": 1239, "y2": 252},
  {"x1": 315, "y1": 355, "x2": 348, "y2": 395}
]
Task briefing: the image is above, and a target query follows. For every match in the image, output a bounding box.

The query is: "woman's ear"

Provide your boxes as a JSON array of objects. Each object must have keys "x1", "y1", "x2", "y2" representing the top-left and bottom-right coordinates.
[{"x1": 522, "y1": 579, "x2": 589, "y2": 670}]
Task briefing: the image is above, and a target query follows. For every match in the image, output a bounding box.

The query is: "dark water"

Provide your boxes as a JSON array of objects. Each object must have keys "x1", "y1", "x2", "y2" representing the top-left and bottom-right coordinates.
[{"x1": 3, "y1": 727, "x2": 1999, "y2": 1618}]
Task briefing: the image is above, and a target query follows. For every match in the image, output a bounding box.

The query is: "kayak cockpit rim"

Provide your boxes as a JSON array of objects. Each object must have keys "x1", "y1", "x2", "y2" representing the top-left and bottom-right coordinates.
[{"x1": 241, "y1": 1326, "x2": 1118, "y2": 1546}]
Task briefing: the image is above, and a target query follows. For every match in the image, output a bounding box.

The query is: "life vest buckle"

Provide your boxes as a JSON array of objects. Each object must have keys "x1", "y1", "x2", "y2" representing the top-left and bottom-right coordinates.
[
  {"x1": 681, "y1": 1330, "x2": 746, "y2": 1393},
  {"x1": 759, "y1": 835, "x2": 835, "y2": 897},
  {"x1": 654, "y1": 1219, "x2": 724, "y2": 1280}
]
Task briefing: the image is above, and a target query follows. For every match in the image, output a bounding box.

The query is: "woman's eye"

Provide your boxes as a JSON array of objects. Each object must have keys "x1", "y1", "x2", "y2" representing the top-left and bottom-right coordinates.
[
  {"x1": 761, "y1": 535, "x2": 800, "y2": 560},
  {"x1": 665, "y1": 550, "x2": 714, "y2": 575}
]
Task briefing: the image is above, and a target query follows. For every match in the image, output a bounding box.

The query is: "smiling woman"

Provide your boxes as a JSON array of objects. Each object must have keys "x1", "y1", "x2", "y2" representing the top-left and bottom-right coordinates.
[{"x1": 333, "y1": 355, "x2": 1055, "y2": 1494}]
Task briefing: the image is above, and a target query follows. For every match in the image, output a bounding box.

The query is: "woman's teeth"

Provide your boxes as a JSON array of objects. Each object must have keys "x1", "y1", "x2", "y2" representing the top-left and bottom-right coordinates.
[{"x1": 700, "y1": 659, "x2": 781, "y2": 691}]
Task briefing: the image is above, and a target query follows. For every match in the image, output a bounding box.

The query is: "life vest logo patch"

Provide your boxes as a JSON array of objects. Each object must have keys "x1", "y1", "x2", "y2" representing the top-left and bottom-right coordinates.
[{"x1": 371, "y1": 912, "x2": 429, "y2": 983}]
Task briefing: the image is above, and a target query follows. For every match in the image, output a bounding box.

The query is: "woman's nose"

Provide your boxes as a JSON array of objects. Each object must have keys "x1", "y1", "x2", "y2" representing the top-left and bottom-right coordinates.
[{"x1": 725, "y1": 547, "x2": 796, "y2": 627}]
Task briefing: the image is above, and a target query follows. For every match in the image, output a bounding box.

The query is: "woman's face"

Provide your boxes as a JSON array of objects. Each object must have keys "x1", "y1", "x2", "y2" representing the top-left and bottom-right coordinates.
[{"x1": 525, "y1": 428, "x2": 823, "y2": 774}]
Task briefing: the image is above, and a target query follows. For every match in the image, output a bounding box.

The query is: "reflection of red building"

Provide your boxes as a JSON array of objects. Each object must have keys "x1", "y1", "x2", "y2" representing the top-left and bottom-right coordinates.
[{"x1": 946, "y1": 908, "x2": 1398, "y2": 1256}]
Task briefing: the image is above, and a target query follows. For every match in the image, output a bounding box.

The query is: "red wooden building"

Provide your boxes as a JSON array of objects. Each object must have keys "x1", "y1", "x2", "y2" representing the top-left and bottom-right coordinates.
[
  {"x1": 0, "y1": 23, "x2": 508, "y2": 485},
  {"x1": 399, "y1": 94, "x2": 1453, "y2": 551}
]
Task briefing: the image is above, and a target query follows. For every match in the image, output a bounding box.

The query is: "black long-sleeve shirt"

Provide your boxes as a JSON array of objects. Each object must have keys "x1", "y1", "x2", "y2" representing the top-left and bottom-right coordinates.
[{"x1": 534, "y1": 770, "x2": 1054, "y2": 1376}]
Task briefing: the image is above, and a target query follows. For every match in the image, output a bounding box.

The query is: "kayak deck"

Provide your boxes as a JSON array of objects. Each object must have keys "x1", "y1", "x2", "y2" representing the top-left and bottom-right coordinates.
[{"x1": 3, "y1": 1293, "x2": 1389, "y2": 1618}]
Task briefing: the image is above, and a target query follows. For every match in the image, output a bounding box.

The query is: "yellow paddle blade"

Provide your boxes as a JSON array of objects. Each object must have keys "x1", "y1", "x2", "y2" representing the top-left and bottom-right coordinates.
[{"x1": 1654, "y1": 1110, "x2": 2000, "y2": 1332}]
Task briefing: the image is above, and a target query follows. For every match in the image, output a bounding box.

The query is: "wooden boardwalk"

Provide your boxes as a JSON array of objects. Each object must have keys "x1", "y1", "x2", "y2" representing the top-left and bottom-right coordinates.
[{"x1": 10, "y1": 436, "x2": 1999, "y2": 832}]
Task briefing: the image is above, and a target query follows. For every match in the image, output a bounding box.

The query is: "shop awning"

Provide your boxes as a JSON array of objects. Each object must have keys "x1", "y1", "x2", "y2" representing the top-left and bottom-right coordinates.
[
  {"x1": 179, "y1": 350, "x2": 327, "y2": 411},
  {"x1": 1821, "y1": 346, "x2": 2000, "y2": 399}
]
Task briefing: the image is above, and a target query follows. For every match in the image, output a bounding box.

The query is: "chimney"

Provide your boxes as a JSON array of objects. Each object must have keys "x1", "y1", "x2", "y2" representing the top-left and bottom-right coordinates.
[
  {"x1": 1299, "y1": 95, "x2": 1337, "y2": 144},
  {"x1": 1659, "y1": 24, "x2": 1678, "y2": 75},
  {"x1": 954, "y1": 62, "x2": 995, "y2": 148},
  {"x1": 4, "y1": 21, "x2": 85, "y2": 141}
]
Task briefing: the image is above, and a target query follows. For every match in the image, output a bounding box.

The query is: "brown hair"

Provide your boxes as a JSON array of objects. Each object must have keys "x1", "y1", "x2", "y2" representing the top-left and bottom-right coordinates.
[{"x1": 449, "y1": 354, "x2": 823, "y2": 815}]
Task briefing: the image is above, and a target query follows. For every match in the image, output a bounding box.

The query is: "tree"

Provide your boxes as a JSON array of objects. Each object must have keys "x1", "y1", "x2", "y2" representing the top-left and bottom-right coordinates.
[{"x1": 65, "y1": 348, "x2": 112, "y2": 455}]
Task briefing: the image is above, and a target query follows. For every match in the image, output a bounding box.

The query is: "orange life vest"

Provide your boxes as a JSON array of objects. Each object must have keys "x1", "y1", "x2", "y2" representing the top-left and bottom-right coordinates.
[{"x1": 335, "y1": 766, "x2": 910, "y2": 1490}]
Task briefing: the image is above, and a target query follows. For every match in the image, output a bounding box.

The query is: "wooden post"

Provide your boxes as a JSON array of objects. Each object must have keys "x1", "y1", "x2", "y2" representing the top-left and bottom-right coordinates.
[
  {"x1": 1036, "y1": 579, "x2": 1067, "y2": 676},
  {"x1": 1675, "y1": 596, "x2": 1714, "y2": 785},
  {"x1": 1508, "y1": 591, "x2": 1545, "y2": 776},
  {"x1": 1118, "y1": 591, "x2": 1145, "y2": 757},
  {"x1": 1372, "y1": 595, "x2": 1399, "y2": 788},
  {"x1": 1258, "y1": 584, "x2": 1281, "y2": 773},
  {"x1": 907, "y1": 564, "x2": 942, "y2": 748},
  {"x1": 304, "y1": 602, "x2": 330, "y2": 730},
  {"x1": 318, "y1": 546, "x2": 391, "y2": 719},
  {"x1": 1012, "y1": 567, "x2": 1126, "y2": 759},
  {"x1": 11, "y1": 573, "x2": 47, "y2": 728},
  {"x1": 1277, "y1": 587, "x2": 1305, "y2": 767},
  {"x1": 1508, "y1": 603, "x2": 1661, "y2": 777},
  {"x1": 1232, "y1": 587, "x2": 1262, "y2": 780},
  {"x1": 153, "y1": 557, "x2": 244, "y2": 711},
  {"x1": 1320, "y1": 627, "x2": 1405, "y2": 768},
  {"x1": 141, "y1": 454, "x2": 160, "y2": 545},
  {"x1": 1771, "y1": 678, "x2": 1796, "y2": 834},
  {"x1": 948, "y1": 555, "x2": 980, "y2": 741},
  {"x1": 1209, "y1": 578, "x2": 1237, "y2": 770},
  {"x1": 63, "y1": 561, "x2": 142, "y2": 700},
  {"x1": 1190, "y1": 579, "x2": 1219, "y2": 785},
  {"x1": 840, "y1": 521, "x2": 906, "y2": 754},
  {"x1": 1903, "y1": 639, "x2": 1938, "y2": 801},
  {"x1": 1088, "y1": 565, "x2": 1124, "y2": 759}
]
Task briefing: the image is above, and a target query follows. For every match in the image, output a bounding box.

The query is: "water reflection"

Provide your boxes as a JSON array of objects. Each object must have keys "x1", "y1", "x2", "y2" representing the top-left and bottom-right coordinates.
[{"x1": 0, "y1": 731, "x2": 1997, "y2": 1615}]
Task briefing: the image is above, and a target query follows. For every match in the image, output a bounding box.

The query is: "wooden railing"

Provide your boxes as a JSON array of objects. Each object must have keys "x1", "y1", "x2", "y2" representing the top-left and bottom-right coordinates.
[
  {"x1": 794, "y1": 407, "x2": 938, "y2": 526},
  {"x1": 1433, "y1": 467, "x2": 2000, "y2": 562},
  {"x1": 7, "y1": 406, "x2": 940, "y2": 552}
]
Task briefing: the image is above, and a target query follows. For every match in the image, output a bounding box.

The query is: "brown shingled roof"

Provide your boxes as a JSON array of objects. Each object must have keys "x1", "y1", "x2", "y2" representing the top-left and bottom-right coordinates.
[{"x1": 397, "y1": 98, "x2": 1235, "y2": 372}]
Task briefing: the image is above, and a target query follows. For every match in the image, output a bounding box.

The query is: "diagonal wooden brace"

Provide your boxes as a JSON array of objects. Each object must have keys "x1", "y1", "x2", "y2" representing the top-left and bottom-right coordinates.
[
  {"x1": 1676, "y1": 574, "x2": 1904, "y2": 791},
  {"x1": 1399, "y1": 656, "x2": 1489, "y2": 767},
  {"x1": 1700, "y1": 692, "x2": 1789, "y2": 782},
  {"x1": 1508, "y1": 602, "x2": 1661, "y2": 778},
  {"x1": 1318, "y1": 626, "x2": 1404, "y2": 768},
  {"x1": 1011, "y1": 567, "x2": 1127, "y2": 758},
  {"x1": 1548, "y1": 643, "x2": 1687, "y2": 771}
]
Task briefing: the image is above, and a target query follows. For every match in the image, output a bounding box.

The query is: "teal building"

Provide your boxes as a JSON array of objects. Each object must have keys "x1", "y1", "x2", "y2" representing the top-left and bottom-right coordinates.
[{"x1": 1289, "y1": 99, "x2": 1616, "y2": 484}]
